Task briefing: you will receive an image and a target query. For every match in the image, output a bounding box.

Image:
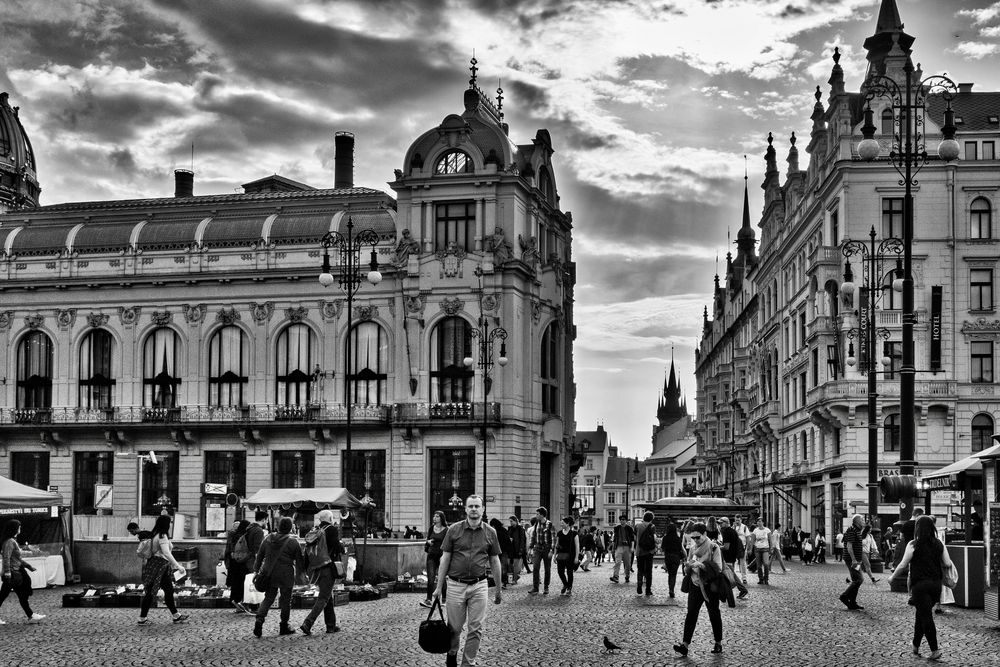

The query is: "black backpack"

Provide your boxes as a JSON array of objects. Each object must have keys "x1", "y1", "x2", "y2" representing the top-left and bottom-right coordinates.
[{"x1": 638, "y1": 525, "x2": 656, "y2": 551}]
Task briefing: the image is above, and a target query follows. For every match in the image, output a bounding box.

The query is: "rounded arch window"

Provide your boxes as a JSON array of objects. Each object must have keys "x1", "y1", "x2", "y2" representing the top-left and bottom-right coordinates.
[
  {"x1": 883, "y1": 414, "x2": 901, "y2": 452},
  {"x1": 972, "y1": 413, "x2": 993, "y2": 452},
  {"x1": 434, "y1": 150, "x2": 474, "y2": 175},
  {"x1": 348, "y1": 321, "x2": 388, "y2": 405},
  {"x1": 429, "y1": 317, "x2": 473, "y2": 402},
  {"x1": 881, "y1": 108, "x2": 894, "y2": 136},
  {"x1": 17, "y1": 330, "x2": 53, "y2": 412},
  {"x1": 79, "y1": 329, "x2": 116, "y2": 410},
  {"x1": 209, "y1": 325, "x2": 249, "y2": 407},
  {"x1": 275, "y1": 324, "x2": 318, "y2": 407},
  {"x1": 971, "y1": 197, "x2": 992, "y2": 239},
  {"x1": 142, "y1": 328, "x2": 181, "y2": 412}
]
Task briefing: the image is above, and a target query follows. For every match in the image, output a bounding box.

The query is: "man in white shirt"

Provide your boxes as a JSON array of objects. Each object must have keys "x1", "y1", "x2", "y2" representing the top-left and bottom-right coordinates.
[
  {"x1": 751, "y1": 519, "x2": 771, "y2": 585},
  {"x1": 733, "y1": 517, "x2": 751, "y2": 581}
]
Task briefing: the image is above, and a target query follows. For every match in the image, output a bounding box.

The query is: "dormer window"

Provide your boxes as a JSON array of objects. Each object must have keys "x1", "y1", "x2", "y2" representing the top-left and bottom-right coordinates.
[{"x1": 434, "y1": 150, "x2": 474, "y2": 175}]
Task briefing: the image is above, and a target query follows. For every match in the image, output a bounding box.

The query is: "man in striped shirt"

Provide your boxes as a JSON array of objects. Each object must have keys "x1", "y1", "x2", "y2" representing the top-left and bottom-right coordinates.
[{"x1": 839, "y1": 514, "x2": 866, "y2": 610}]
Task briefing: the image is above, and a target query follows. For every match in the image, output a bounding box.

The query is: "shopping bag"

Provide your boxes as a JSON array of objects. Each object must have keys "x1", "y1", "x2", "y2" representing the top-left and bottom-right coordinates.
[{"x1": 243, "y1": 573, "x2": 265, "y2": 605}]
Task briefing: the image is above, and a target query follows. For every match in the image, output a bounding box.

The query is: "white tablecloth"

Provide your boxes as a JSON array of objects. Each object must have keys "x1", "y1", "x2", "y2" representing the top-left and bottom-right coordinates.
[{"x1": 23, "y1": 555, "x2": 65, "y2": 589}]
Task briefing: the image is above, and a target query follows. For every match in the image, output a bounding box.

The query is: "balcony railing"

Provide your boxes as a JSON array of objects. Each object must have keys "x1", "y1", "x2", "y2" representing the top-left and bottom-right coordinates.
[
  {"x1": 0, "y1": 402, "x2": 506, "y2": 426},
  {"x1": 809, "y1": 379, "x2": 956, "y2": 402}
]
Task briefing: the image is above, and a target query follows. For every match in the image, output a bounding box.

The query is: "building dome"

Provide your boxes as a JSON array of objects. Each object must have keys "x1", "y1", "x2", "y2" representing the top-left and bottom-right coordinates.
[{"x1": 0, "y1": 92, "x2": 41, "y2": 211}]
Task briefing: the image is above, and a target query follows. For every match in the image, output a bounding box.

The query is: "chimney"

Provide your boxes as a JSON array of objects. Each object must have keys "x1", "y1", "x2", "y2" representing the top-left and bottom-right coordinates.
[
  {"x1": 174, "y1": 169, "x2": 194, "y2": 198},
  {"x1": 334, "y1": 131, "x2": 354, "y2": 189},
  {"x1": 958, "y1": 82, "x2": 974, "y2": 94}
]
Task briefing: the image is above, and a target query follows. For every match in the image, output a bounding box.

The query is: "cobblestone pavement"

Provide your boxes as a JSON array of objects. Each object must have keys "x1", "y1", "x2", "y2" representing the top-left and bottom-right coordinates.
[{"x1": 4, "y1": 560, "x2": 1000, "y2": 666}]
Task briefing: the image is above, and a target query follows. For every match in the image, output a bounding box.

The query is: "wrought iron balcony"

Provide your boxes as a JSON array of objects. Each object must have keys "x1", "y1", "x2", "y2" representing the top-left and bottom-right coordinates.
[
  {"x1": 0, "y1": 403, "x2": 392, "y2": 426},
  {"x1": 391, "y1": 402, "x2": 501, "y2": 425}
]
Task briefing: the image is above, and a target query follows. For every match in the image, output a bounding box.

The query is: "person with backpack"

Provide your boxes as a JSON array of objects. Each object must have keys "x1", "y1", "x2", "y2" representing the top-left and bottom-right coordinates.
[
  {"x1": 634, "y1": 511, "x2": 657, "y2": 597},
  {"x1": 0, "y1": 519, "x2": 45, "y2": 624},
  {"x1": 225, "y1": 519, "x2": 252, "y2": 613},
  {"x1": 299, "y1": 509, "x2": 344, "y2": 636},
  {"x1": 252, "y1": 516, "x2": 302, "y2": 637}
]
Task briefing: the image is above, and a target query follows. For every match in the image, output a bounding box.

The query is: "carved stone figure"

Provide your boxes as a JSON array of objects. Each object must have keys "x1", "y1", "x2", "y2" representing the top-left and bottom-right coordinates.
[
  {"x1": 487, "y1": 226, "x2": 513, "y2": 264},
  {"x1": 393, "y1": 228, "x2": 421, "y2": 267},
  {"x1": 518, "y1": 233, "x2": 540, "y2": 267}
]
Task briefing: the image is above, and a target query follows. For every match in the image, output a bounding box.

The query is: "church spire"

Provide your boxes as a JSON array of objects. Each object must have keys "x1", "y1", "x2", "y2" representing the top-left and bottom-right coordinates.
[
  {"x1": 735, "y1": 168, "x2": 757, "y2": 264},
  {"x1": 656, "y1": 349, "x2": 684, "y2": 427}
]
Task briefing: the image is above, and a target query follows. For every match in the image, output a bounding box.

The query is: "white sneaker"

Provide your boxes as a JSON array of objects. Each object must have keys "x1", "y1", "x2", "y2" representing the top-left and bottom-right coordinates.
[
  {"x1": 0, "y1": 618, "x2": 6, "y2": 625},
  {"x1": 28, "y1": 614, "x2": 45, "y2": 622}
]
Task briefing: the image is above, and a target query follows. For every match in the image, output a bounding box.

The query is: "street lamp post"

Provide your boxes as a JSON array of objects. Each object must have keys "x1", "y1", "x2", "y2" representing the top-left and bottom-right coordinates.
[
  {"x1": 841, "y1": 226, "x2": 904, "y2": 532},
  {"x1": 857, "y1": 63, "x2": 959, "y2": 520},
  {"x1": 464, "y1": 308, "x2": 508, "y2": 512},
  {"x1": 624, "y1": 456, "x2": 639, "y2": 522},
  {"x1": 318, "y1": 216, "x2": 382, "y2": 453}
]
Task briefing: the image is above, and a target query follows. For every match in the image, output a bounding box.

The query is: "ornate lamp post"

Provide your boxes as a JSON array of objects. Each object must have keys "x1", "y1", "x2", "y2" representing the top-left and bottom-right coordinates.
[
  {"x1": 841, "y1": 226, "x2": 904, "y2": 531},
  {"x1": 318, "y1": 216, "x2": 382, "y2": 452},
  {"x1": 463, "y1": 308, "x2": 508, "y2": 512},
  {"x1": 357, "y1": 451, "x2": 375, "y2": 583},
  {"x1": 856, "y1": 64, "x2": 959, "y2": 520}
]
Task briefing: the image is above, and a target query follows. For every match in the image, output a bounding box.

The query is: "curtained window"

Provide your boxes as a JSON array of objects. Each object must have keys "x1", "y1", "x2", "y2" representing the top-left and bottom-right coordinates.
[
  {"x1": 143, "y1": 328, "x2": 181, "y2": 408},
  {"x1": 79, "y1": 329, "x2": 115, "y2": 410},
  {"x1": 276, "y1": 324, "x2": 317, "y2": 406},
  {"x1": 348, "y1": 322, "x2": 388, "y2": 405},
  {"x1": 17, "y1": 331, "x2": 53, "y2": 410},
  {"x1": 429, "y1": 317, "x2": 473, "y2": 402},
  {"x1": 209, "y1": 326, "x2": 249, "y2": 407}
]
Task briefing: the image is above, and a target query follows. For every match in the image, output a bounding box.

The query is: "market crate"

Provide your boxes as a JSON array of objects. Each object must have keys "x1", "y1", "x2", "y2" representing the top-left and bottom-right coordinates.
[
  {"x1": 333, "y1": 591, "x2": 349, "y2": 606},
  {"x1": 62, "y1": 594, "x2": 81, "y2": 608},
  {"x1": 171, "y1": 547, "x2": 198, "y2": 561}
]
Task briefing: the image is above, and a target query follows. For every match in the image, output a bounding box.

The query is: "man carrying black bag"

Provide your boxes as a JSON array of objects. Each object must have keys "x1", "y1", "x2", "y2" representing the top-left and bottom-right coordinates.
[{"x1": 433, "y1": 495, "x2": 502, "y2": 667}]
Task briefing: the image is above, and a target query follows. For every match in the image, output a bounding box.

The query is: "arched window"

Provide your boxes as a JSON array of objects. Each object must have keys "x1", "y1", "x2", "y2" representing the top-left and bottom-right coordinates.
[
  {"x1": 883, "y1": 414, "x2": 901, "y2": 452},
  {"x1": 142, "y1": 328, "x2": 181, "y2": 410},
  {"x1": 79, "y1": 329, "x2": 115, "y2": 410},
  {"x1": 208, "y1": 326, "x2": 249, "y2": 407},
  {"x1": 881, "y1": 108, "x2": 894, "y2": 136},
  {"x1": 17, "y1": 331, "x2": 53, "y2": 412},
  {"x1": 434, "y1": 150, "x2": 473, "y2": 175},
  {"x1": 972, "y1": 413, "x2": 994, "y2": 453},
  {"x1": 276, "y1": 324, "x2": 317, "y2": 406},
  {"x1": 971, "y1": 197, "x2": 992, "y2": 239},
  {"x1": 541, "y1": 323, "x2": 560, "y2": 415},
  {"x1": 348, "y1": 322, "x2": 388, "y2": 405},
  {"x1": 538, "y1": 167, "x2": 555, "y2": 204},
  {"x1": 430, "y1": 317, "x2": 473, "y2": 402}
]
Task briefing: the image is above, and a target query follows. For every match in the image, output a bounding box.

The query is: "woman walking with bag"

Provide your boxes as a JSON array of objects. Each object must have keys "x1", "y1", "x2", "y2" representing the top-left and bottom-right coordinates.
[
  {"x1": 554, "y1": 516, "x2": 580, "y2": 595},
  {"x1": 252, "y1": 516, "x2": 302, "y2": 637},
  {"x1": 661, "y1": 522, "x2": 685, "y2": 598},
  {"x1": 890, "y1": 515, "x2": 954, "y2": 660},
  {"x1": 137, "y1": 515, "x2": 190, "y2": 626},
  {"x1": 225, "y1": 519, "x2": 252, "y2": 613},
  {"x1": 0, "y1": 520, "x2": 45, "y2": 624},
  {"x1": 673, "y1": 522, "x2": 725, "y2": 657},
  {"x1": 420, "y1": 511, "x2": 448, "y2": 608}
]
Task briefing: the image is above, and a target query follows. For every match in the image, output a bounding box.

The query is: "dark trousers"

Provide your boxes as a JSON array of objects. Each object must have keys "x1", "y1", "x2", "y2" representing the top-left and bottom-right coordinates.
[
  {"x1": 664, "y1": 554, "x2": 682, "y2": 595},
  {"x1": 531, "y1": 550, "x2": 551, "y2": 590},
  {"x1": 0, "y1": 577, "x2": 33, "y2": 618},
  {"x1": 140, "y1": 568, "x2": 177, "y2": 617},
  {"x1": 302, "y1": 566, "x2": 338, "y2": 632},
  {"x1": 636, "y1": 554, "x2": 653, "y2": 594},
  {"x1": 425, "y1": 554, "x2": 441, "y2": 601},
  {"x1": 910, "y1": 579, "x2": 940, "y2": 651},
  {"x1": 682, "y1": 584, "x2": 722, "y2": 643},
  {"x1": 228, "y1": 562, "x2": 248, "y2": 604},
  {"x1": 842, "y1": 562, "x2": 863, "y2": 604},
  {"x1": 255, "y1": 584, "x2": 292, "y2": 629},
  {"x1": 556, "y1": 558, "x2": 574, "y2": 590},
  {"x1": 724, "y1": 560, "x2": 748, "y2": 595}
]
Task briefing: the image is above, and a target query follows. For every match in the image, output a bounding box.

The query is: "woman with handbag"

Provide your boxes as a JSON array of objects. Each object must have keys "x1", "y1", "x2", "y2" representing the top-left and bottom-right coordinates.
[
  {"x1": 0, "y1": 519, "x2": 45, "y2": 624},
  {"x1": 554, "y1": 516, "x2": 580, "y2": 596},
  {"x1": 420, "y1": 511, "x2": 448, "y2": 609},
  {"x1": 889, "y1": 515, "x2": 954, "y2": 660},
  {"x1": 673, "y1": 522, "x2": 725, "y2": 657},
  {"x1": 661, "y1": 522, "x2": 685, "y2": 598},
  {"x1": 137, "y1": 515, "x2": 190, "y2": 626},
  {"x1": 252, "y1": 516, "x2": 302, "y2": 637}
]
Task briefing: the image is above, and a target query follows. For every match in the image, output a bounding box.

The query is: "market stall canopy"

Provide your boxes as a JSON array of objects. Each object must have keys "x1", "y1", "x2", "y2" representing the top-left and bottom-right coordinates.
[
  {"x1": 922, "y1": 455, "x2": 983, "y2": 491},
  {"x1": 243, "y1": 487, "x2": 361, "y2": 510},
  {"x1": 0, "y1": 474, "x2": 64, "y2": 510},
  {"x1": 973, "y1": 441, "x2": 1000, "y2": 460}
]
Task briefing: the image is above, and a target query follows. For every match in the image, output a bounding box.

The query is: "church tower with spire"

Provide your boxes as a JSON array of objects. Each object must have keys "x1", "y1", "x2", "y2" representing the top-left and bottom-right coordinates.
[{"x1": 656, "y1": 354, "x2": 686, "y2": 429}]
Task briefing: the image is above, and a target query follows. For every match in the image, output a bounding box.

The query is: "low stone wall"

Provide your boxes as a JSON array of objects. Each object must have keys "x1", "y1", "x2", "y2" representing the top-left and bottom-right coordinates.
[
  {"x1": 74, "y1": 539, "x2": 226, "y2": 584},
  {"x1": 351, "y1": 540, "x2": 427, "y2": 581}
]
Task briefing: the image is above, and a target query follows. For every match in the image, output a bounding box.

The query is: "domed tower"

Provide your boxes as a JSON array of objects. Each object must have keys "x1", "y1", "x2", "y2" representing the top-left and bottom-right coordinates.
[{"x1": 0, "y1": 92, "x2": 41, "y2": 212}]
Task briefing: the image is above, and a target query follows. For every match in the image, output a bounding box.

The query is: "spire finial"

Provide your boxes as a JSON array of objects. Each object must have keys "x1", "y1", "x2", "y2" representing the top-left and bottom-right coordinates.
[
  {"x1": 767, "y1": 131, "x2": 774, "y2": 147},
  {"x1": 496, "y1": 78, "x2": 504, "y2": 120},
  {"x1": 790, "y1": 131, "x2": 796, "y2": 147},
  {"x1": 833, "y1": 46, "x2": 841, "y2": 64},
  {"x1": 744, "y1": 155, "x2": 748, "y2": 182},
  {"x1": 469, "y1": 52, "x2": 478, "y2": 88},
  {"x1": 815, "y1": 85, "x2": 821, "y2": 103}
]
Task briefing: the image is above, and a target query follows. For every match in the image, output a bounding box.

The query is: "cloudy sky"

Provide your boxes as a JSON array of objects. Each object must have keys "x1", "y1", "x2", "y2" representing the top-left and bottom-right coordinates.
[{"x1": 3, "y1": 0, "x2": 1000, "y2": 459}]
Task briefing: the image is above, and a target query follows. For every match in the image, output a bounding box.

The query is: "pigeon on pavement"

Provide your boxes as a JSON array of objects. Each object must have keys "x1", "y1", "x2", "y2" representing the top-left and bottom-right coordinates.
[{"x1": 603, "y1": 636, "x2": 622, "y2": 653}]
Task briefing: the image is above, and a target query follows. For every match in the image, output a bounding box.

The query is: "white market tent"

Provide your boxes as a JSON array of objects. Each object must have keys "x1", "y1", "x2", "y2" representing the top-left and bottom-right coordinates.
[
  {"x1": 243, "y1": 487, "x2": 361, "y2": 511},
  {"x1": 0, "y1": 474, "x2": 64, "y2": 510}
]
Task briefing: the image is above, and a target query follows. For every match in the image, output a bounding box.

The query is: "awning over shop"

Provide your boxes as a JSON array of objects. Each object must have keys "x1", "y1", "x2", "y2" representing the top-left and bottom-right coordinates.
[
  {"x1": 243, "y1": 487, "x2": 361, "y2": 511},
  {"x1": 973, "y1": 442, "x2": 1000, "y2": 460},
  {"x1": 922, "y1": 455, "x2": 983, "y2": 491},
  {"x1": 0, "y1": 474, "x2": 64, "y2": 510}
]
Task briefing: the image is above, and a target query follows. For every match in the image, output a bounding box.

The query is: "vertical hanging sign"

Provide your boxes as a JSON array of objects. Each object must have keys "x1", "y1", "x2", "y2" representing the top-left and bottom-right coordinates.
[{"x1": 930, "y1": 286, "x2": 942, "y2": 371}]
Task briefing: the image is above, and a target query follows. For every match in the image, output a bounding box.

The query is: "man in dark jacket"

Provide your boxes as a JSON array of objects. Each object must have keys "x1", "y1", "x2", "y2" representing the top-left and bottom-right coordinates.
[
  {"x1": 506, "y1": 516, "x2": 526, "y2": 583},
  {"x1": 252, "y1": 516, "x2": 302, "y2": 637},
  {"x1": 246, "y1": 511, "x2": 268, "y2": 562},
  {"x1": 719, "y1": 517, "x2": 748, "y2": 599},
  {"x1": 840, "y1": 514, "x2": 866, "y2": 610},
  {"x1": 300, "y1": 509, "x2": 344, "y2": 636}
]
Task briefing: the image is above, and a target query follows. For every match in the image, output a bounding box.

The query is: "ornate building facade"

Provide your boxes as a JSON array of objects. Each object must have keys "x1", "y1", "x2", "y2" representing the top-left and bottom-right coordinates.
[
  {"x1": 696, "y1": 0, "x2": 998, "y2": 535},
  {"x1": 0, "y1": 67, "x2": 576, "y2": 536}
]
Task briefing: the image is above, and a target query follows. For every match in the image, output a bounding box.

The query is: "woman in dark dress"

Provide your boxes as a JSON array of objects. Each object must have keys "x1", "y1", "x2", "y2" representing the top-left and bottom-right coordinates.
[
  {"x1": 420, "y1": 511, "x2": 448, "y2": 608},
  {"x1": 554, "y1": 516, "x2": 580, "y2": 596},
  {"x1": 890, "y1": 515, "x2": 953, "y2": 660},
  {"x1": 225, "y1": 519, "x2": 251, "y2": 612}
]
